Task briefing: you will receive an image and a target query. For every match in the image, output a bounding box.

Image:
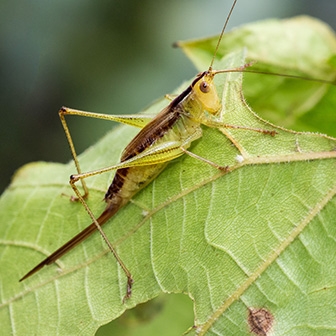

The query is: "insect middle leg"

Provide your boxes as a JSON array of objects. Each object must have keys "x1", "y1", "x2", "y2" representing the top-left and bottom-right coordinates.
[{"x1": 180, "y1": 147, "x2": 229, "y2": 171}]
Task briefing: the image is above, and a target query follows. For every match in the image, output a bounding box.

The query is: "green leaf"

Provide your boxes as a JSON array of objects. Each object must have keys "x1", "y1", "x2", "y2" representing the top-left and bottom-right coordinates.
[
  {"x1": 1, "y1": 17, "x2": 336, "y2": 336},
  {"x1": 179, "y1": 16, "x2": 336, "y2": 136}
]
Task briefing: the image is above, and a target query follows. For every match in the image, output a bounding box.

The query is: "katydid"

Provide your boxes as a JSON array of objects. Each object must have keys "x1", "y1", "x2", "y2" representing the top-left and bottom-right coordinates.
[{"x1": 18, "y1": 0, "x2": 298, "y2": 301}]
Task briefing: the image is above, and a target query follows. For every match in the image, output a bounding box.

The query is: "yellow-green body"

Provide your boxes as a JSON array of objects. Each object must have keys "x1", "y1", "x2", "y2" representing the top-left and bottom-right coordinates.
[
  {"x1": 105, "y1": 70, "x2": 221, "y2": 212},
  {"x1": 19, "y1": 70, "x2": 223, "y2": 288}
]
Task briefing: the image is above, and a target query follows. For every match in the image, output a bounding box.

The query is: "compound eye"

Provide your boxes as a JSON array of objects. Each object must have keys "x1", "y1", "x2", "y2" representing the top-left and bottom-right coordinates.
[{"x1": 200, "y1": 81, "x2": 210, "y2": 93}]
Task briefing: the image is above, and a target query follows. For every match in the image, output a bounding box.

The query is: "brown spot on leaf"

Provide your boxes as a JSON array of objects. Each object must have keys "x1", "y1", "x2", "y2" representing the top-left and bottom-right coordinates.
[{"x1": 248, "y1": 307, "x2": 273, "y2": 336}]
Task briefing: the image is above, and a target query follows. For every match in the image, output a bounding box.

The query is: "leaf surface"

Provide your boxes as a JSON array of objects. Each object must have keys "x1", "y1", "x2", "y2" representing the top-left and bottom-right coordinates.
[{"x1": 1, "y1": 17, "x2": 336, "y2": 336}]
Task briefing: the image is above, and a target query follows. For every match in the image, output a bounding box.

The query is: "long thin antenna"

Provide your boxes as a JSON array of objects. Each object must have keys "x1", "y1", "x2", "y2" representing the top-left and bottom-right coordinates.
[{"x1": 209, "y1": 0, "x2": 238, "y2": 71}]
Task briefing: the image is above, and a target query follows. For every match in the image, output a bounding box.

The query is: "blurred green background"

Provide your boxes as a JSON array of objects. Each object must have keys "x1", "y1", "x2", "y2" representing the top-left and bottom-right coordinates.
[{"x1": 1, "y1": 0, "x2": 335, "y2": 193}]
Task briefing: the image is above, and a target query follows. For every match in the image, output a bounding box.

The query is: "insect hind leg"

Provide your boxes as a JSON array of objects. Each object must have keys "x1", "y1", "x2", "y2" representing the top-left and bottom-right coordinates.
[
  {"x1": 69, "y1": 174, "x2": 133, "y2": 301},
  {"x1": 59, "y1": 106, "x2": 156, "y2": 201}
]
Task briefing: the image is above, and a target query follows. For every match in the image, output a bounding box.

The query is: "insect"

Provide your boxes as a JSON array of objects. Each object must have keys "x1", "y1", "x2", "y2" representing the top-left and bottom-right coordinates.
[{"x1": 19, "y1": 0, "x2": 329, "y2": 300}]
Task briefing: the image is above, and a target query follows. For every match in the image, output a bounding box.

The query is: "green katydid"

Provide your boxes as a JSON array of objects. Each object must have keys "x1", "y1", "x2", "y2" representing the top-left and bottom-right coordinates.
[{"x1": 20, "y1": 0, "x2": 328, "y2": 301}]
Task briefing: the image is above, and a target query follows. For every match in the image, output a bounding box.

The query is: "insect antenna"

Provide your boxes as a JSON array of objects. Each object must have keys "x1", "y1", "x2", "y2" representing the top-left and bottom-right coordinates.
[
  {"x1": 209, "y1": 0, "x2": 238, "y2": 72},
  {"x1": 241, "y1": 69, "x2": 336, "y2": 85}
]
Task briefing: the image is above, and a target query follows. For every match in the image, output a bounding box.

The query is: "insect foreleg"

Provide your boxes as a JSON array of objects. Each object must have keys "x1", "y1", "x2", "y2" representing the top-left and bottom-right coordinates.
[{"x1": 201, "y1": 117, "x2": 277, "y2": 136}]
